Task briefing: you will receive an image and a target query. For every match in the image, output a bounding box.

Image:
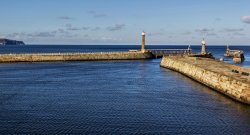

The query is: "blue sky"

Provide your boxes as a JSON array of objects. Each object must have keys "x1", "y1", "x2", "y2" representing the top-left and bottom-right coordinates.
[{"x1": 1, "y1": 0, "x2": 250, "y2": 45}]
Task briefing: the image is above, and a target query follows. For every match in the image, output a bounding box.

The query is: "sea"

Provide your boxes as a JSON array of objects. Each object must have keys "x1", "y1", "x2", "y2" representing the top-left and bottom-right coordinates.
[{"x1": 0, "y1": 45, "x2": 250, "y2": 134}]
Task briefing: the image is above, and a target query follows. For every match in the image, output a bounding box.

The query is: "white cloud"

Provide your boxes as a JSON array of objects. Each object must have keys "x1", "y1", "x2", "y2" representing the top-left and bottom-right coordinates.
[
  {"x1": 241, "y1": 16, "x2": 250, "y2": 24},
  {"x1": 233, "y1": 32, "x2": 246, "y2": 36},
  {"x1": 148, "y1": 32, "x2": 165, "y2": 36},
  {"x1": 181, "y1": 31, "x2": 192, "y2": 35},
  {"x1": 106, "y1": 24, "x2": 126, "y2": 31},
  {"x1": 223, "y1": 28, "x2": 244, "y2": 32},
  {"x1": 207, "y1": 33, "x2": 217, "y2": 36},
  {"x1": 34, "y1": 32, "x2": 55, "y2": 37},
  {"x1": 87, "y1": 10, "x2": 107, "y2": 18},
  {"x1": 195, "y1": 28, "x2": 214, "y2": 33},
  {"x1": 65, "y1": 23, "x2": 85, "y2": 31},
  {"x1": 57, "y1": 16, "x2": 73, "y2": 20},
  {"x1": 92, "y1": 27, "x2": 101, "y2": 31}
]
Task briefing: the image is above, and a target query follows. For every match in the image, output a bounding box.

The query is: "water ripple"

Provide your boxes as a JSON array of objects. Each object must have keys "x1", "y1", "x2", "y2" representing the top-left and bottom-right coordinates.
[{"x1": 0, "y1": 60, "x2": 250, "y2": 134}]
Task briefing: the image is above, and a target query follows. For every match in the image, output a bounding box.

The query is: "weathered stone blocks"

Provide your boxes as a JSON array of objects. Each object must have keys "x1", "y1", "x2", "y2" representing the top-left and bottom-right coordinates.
[
  {"x1": 0, "y1": 52, "x2": 154, "y2": 62},
  {"x1": 160, "y1": 56, "x2": 250, "y2": 105}
]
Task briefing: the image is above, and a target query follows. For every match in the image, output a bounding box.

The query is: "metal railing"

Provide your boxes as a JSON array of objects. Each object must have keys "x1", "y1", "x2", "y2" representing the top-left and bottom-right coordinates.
[{"x1": 149, "y1": 49, "x2": 192, "y2": 55}]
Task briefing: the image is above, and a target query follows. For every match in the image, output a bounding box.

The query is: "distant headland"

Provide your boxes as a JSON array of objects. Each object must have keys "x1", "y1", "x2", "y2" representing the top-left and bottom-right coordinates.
[{"x1": 0, "y1": 38, "x2": 25, "y2": 45}]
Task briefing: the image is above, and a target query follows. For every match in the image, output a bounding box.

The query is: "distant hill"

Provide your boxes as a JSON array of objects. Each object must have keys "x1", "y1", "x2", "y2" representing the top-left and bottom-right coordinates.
[{"x1": 0, "y1": 38, "x2": 25, "y2": 45}]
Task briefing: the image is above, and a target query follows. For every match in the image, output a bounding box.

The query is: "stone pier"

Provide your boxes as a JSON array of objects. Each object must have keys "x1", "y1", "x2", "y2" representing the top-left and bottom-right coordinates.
[
  {"x1": 160, "y1": 56, "x2": 250, "y2": 104},
  {"x1": 0, "y1": 52, "x2": 154, "y2": 63}
]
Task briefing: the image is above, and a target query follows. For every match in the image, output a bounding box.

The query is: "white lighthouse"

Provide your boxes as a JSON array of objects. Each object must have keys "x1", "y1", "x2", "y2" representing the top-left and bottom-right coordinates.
[
  {"x1": 141, "y1": 31, "x2": 146, "y2": 53},
  {"x1": 201, "y1": 38, "x2": 206, "y2": 55}
]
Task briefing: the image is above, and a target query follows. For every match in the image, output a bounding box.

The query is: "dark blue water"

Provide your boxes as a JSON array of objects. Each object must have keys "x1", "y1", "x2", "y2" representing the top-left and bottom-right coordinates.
[{"x1": 0, "y1": 45, "x2": 250, "y2": 134}]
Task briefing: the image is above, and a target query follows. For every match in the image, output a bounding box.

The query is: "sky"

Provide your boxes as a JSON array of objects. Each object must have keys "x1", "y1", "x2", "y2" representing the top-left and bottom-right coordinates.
[{"x1": 1, "y1": 0, "x2": 250, "y2": 45}]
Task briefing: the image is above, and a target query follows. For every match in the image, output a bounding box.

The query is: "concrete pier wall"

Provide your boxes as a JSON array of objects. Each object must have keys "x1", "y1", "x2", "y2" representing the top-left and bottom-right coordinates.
[
  {"x1": 0, "y1": 52, "x2": 154, "y2": 62},
  {"x1": 160, "y1": 56, "x2": 250, "y2": 104}
]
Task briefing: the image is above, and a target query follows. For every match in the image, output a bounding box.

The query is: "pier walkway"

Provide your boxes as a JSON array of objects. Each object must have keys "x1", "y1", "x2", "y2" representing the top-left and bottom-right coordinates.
[
  {"x1": 149, "y1": 49, "x2": 192, "y2": 58},
  {"x1": 161, "y1": 56, "x2": 250, "y2": 104},
  {"x1": 0, "y1": 52, "x2": 154, "y2": 63},
  {"x1": 0, "y1": 48, "x2": 193, "y2": 63}
]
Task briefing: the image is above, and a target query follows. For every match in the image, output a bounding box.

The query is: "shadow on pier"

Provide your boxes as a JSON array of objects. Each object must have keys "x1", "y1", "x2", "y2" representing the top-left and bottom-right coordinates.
[{"x1": 149, "y1": 49, "x2": 192, "y2": 58}]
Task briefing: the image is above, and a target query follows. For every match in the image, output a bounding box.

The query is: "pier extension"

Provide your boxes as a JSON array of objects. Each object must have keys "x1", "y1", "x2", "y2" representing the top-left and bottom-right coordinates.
[{"x1": 160, "y1": 56, "x2": 250, "y2": 104}]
